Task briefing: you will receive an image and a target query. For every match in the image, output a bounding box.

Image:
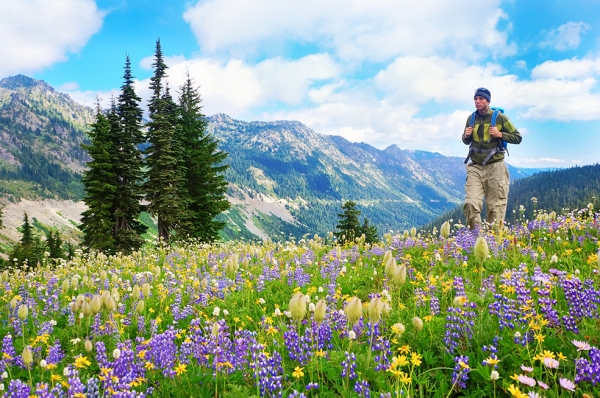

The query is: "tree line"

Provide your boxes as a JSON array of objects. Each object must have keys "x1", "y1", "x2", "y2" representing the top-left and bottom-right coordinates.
[{"x1": 80, "y1": 39, "x2": 230, "y2": 254}]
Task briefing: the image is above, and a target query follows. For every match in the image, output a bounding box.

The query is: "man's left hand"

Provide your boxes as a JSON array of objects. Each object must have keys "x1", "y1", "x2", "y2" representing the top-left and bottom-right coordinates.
[{"x1": 489, "y1": 126, "x2": 502, "y2": 138}]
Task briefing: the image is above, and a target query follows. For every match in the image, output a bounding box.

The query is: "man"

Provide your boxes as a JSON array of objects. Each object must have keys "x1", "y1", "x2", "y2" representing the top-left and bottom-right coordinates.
[{"x1": 462, "y1": 87, "x2": 522, "y2": 230}]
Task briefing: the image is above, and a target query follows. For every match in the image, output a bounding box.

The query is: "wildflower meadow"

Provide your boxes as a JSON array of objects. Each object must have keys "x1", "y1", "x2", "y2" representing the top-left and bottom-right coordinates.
[{"x1": 1, "y1": 206, "x2": 599, "y2": 398}]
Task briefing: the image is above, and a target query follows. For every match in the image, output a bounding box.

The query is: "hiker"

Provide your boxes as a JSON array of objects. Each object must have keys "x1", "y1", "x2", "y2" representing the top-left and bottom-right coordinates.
[{"x1": 462, "y1": 87, "x2": 522, "y2": 230}]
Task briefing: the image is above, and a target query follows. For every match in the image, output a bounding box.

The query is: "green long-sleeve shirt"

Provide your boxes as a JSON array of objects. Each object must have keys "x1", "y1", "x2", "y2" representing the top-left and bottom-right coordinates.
[{"x1": 462, "y1": 108, "x2": 522, "y2": 165}]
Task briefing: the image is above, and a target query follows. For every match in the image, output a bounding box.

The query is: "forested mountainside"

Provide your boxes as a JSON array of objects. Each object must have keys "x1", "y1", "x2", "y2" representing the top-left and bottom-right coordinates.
[
  {"x1": 424, "y1": 163, "x2": 600, "y2": 232},
  {"x1": 0, "y1": 75, "x2": 93, "y2": 200}
]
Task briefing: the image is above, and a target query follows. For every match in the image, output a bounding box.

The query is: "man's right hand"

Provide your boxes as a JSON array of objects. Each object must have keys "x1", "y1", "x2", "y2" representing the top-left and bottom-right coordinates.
[{"x1": 464, "y1": 127, "x2": 473, "y2": 137}]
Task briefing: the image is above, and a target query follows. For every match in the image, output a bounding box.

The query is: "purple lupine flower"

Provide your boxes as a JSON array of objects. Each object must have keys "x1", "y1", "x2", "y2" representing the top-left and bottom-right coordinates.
[
  {"x1": 341, "y1": 352, "x2": 357, "y2": 380},
  {"x1": 575, "y1": 346, "x2": 600, "y2": 385},
  {"x1": 354, "y1": 379, "x2": 371, "y2": 398},
  {"x1": 451, "y1": 355, "x2": 470, "y2": 389}
]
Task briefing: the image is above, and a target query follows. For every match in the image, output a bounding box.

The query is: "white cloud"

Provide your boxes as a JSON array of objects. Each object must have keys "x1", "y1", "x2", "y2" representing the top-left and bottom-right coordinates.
[
  {"x1": 0, "y1": 0, "x2": 105, "y2": 76},
  {"x1": 531, "y1": 56, "x2": 600, "y2": 80},
  {"x1": 541, "y1": 21, "x2": 590, "y2": 51},
  {"x1": 183, "y1": 0, "x2": 515, "y2": 62}
]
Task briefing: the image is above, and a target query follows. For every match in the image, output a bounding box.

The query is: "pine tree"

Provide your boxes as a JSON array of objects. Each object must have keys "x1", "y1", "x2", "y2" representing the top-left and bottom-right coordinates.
[
  {"x1": 178, "y1": 74, "x2": 230, "y2": 241},
  {"x1": 335, "y1": 200, "x2": 362, "y2": 244},
  {"x1": 113, "y1": 55, "x2": 147, "y2": 251},
  {"x1": 0, "y1": 205, "x2": 3, "y2": 230},
  {"x1": 80, "y1": 102, "x2": 117, "y2": 253},
  {"x1": 360, "y1": 217, "x2": 379, "y2": 244},
  {"x1": 144, "y1": 40, "x2": 188, "y2": 242}
]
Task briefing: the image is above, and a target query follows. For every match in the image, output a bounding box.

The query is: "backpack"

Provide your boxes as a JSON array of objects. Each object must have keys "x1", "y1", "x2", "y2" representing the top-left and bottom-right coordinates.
[{"x1": 464, "y1": 107, "x2": 509, "y2": 165}]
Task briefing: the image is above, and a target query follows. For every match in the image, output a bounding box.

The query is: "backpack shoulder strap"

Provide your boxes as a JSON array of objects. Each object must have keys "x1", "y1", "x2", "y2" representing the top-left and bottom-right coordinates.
[
  {"x1": 490, "y1": 109, "x2": 500, "y2": 127},
  {"x1": 469, "y1": 112, "x2": 477, "y2": 127}
]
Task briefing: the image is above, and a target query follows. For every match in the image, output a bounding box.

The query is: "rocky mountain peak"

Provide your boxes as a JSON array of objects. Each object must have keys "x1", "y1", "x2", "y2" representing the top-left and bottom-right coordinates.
[{"x1": 0, "y1": 75, "x2": 54, "y2": 91}]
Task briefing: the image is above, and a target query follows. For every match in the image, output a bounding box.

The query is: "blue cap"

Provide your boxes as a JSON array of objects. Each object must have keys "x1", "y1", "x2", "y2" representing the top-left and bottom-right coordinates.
[{"x1": 474, "y1": 87, "x2": 491, "y2": 102}]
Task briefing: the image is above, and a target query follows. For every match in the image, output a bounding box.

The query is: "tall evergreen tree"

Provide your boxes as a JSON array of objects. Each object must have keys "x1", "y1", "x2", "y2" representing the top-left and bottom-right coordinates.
[
  {"x1": 144, "y1": 40, "x2": 187, "y2": 242},
  {"x1": 10, "y1": 212, "x2": 44, "y2": 268},
  {"x1": 80, "y1": 102, "x2": 117, "y2": 253},
  {"x1": 113, "y1": 55, "x2": 147, "y2": 251},
  {"x1": 335, "y1": 200, "x2": 362, "y2": 244},
  {"x1": 0, "y1": 204, "x2": 3, "y2": 230},
  {"x1": 360, "y1": 217, "x2": 379, "y2": 244},
  {"x1": 178, "y1": 74, "x2": 230, "y2": 241}
]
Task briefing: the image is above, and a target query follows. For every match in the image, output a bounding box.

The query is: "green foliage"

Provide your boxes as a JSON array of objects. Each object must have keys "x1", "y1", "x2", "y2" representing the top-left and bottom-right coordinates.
[
  {"x1": 144, "y1": 40, "x2": 189, "y2": 242},
  {"x1": 177, "y1": 75, "x2": 230, "y2": 242},
  {"x1": 335, "y1": 200, "x2": 362, "y2": 243},
  {"x1": 80, "y1": 104, "x2": 117, "y2": 253}
]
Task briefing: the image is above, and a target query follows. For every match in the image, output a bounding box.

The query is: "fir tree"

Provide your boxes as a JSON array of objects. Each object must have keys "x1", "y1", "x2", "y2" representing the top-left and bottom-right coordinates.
[
  {"x1": 335, "y1": 200, "x2": 362, "y2": 244},
  {"x1": 45, "y1": 229, "x2": 64, "y2": 260},
  {"x1": 360, "y1": 217, "x2": 379, "y2": 244},
  {"x1": 113, "y1": 55, "x2": 147, "y2": 251},
  {"x1": 80, "y1": 102, "x2": 117, "y2": 253},
  {"x1": 10, "y1": 212, "x2": 44, "y2": 268},
  {"x1": 144, "y1": 40, "x2": 187, "y2": 242},
  {"x1": 0, "y1": 205, "x2": 3, "y2": 230},
  {"x1": 178, "y1": 74, "x2": 230, "y2": 241}
]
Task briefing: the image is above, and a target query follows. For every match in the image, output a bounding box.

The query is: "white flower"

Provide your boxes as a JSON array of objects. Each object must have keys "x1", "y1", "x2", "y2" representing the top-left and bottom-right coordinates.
[
  {"x1": 348, "y1": 330, "x2": 356, "y2": 340},
  {"x1": 284, "y1": 310, "x2": 292, "y2": 318},
  {"x1": 49, "y1": 319, "x2": 57, "y2": 326},
  {"x1": 258, "y1": 298, "x2": 266, "y2": 305},
  {"x1": 223, "y1": 309, "x2": 229, "y2": 316},
  {"x1": 490, "y1": 370, "x2": 499, "y2": 380},
  {"x1": 63, "y1": 367, "x2": 71, "y2": 377},
  {"x1": 112, "y1": 348, "x2": 121, "y2": 359},
  {"x1": 273, "y1": 308, "x2": 282, "y2": 317},
  {"x1": 0, "y1": 384, "x2": 3, "y2": 391},
  {"x1": 70, "y1": 338, "x2": 81, "y2": 345},
  {"x1": 40, "y1": 359, "x2": 47, "y2": 368},
  {"x1": 550, "y1": 255, "x2": 558, "y2": 263},
  {"x1": 1, "y1": 372, "x2": 7, "y2": 379},
  {"x1": 514, "y1": 331, "x2": 521, "y2": 338},
  {"x1": 213, "y1": 307, "x2": 220, "y2": 317},
  {"x1": 308, "y1": 303, "x2": 316, "y2": 312},
  {"x1": 318, "y1": 287, "x2": 324, "y2": 293},
  {"x1": 341, "y1": 266, "x2": 346, "y2": 273}
]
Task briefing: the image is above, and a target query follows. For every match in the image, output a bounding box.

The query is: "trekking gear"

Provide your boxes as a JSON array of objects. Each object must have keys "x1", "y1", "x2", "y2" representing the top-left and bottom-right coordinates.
[{"x1": 464, "y1": 107, "x2": 509, "y2": 165}]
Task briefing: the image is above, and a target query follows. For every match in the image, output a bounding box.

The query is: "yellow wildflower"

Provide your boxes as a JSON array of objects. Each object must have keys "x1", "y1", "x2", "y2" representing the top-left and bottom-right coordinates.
[
  {"x1": 292, "y1": 366, "x2": 304, "y2": 378},
  {"x1": 74, "y1": 356, "x2": 91, "y2": 369},
  {"x1": 174, "y1": 363, "x2": 187, "y2": 376},
  {"x1": 398, "y1": 345, "x2": 411, "y2": 354},
  {"x1": 410, "y1": 352, "x2": 422, "y2": 367}
]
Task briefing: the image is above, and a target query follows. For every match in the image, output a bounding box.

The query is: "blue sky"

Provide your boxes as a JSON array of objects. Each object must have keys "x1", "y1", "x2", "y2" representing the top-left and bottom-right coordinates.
[{"x1": 2, "y1": 0, "x2": 600, "y2": 168}]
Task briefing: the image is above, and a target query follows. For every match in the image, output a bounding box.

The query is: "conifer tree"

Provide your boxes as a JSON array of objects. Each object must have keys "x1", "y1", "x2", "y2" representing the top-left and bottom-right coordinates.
[
  {"x1": 10, "y1": 212, "x2": 44, "y2": 268},
  {"x1": 144, "y1": 40, "x2": 187, "y2": 242},
  {"x1": 0, "y1": 205, "x2": 3, "y2": 230},
  {"x1": 360, "y1": 218, "x2": 379, "y2": 244},
  {"x1": 335, "y1": 200, "x2": 362, "y2": 244},
  {"x1": 178, "y1": 74, "x2": 230, "y2": 241},
  {"x1": 113, "y1": 55, "x2": 147, "y2": 251},
  {"x1": 80, "y1": 102, "x2": 117, "y2": 253},
  {"x1": 45, "y1": 229, "x2": 64, "y2": 260}
]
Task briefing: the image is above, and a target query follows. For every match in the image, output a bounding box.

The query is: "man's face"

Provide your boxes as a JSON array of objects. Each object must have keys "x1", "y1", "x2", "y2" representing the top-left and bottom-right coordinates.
[{"x1": 474, "y1": 96, "x2": 489, "y2": 111}]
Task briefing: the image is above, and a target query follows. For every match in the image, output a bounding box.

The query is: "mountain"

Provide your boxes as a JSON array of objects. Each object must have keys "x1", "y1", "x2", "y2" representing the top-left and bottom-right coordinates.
[
  {"x1": 0, "y1": 75, "x2": 529, "y2": 246},
  {"x1": 207, "y1": 114, "x2": 526, "y2": 239},
  {"x1": 0, "y1": 75, "x2": 93, "y2": 200},
  {"x1": 424, "y1": 163, "x2": 600, "y2": 232}
]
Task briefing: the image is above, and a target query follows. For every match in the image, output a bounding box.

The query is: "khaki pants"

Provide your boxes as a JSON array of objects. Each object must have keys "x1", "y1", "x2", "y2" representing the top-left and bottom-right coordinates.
[{"x1": 463, "y1": 161, "x2": 510, "y2": 230}]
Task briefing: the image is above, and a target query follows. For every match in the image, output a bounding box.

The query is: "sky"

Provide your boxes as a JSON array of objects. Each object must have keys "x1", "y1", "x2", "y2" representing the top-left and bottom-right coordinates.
[{"x1": 1, "y1": 0, "x2": 600, "y2": 168}]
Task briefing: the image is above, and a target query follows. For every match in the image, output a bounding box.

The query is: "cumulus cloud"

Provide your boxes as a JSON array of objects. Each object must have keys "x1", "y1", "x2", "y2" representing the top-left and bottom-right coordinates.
[
  {"x1": 0, "y1": 0, "x2": 105, "y2": 76},
  {"x1": 541, "y1": 22, "x2": 590, "y2": 51},
  {"x1": 183, "y1": 0, "x2": 515, "y2": 62}
]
